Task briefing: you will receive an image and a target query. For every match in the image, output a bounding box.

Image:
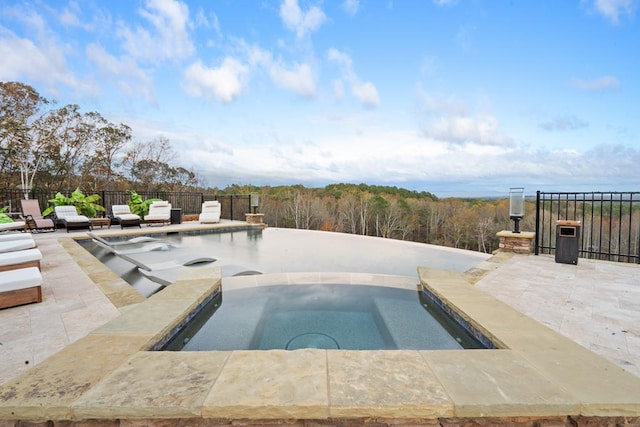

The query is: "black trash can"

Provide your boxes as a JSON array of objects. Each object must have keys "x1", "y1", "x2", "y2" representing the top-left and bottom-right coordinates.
[
  {"x1": 555, "y1": 220, "x2": 581, "y2": 265},
  {"x1": 170, "y1": 208, "x2": 182, "y2": 224}
]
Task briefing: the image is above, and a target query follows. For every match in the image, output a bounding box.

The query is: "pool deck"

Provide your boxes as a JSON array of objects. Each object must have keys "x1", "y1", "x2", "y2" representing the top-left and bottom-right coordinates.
[{"x1": 1, "y1": 222, "x2": 640, "y2": 425}]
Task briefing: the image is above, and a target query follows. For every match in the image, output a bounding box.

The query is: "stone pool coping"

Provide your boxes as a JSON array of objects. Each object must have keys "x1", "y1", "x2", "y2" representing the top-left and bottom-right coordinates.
[{"x1": 1, "y1": 232, "x2": 640, "y2": 424}]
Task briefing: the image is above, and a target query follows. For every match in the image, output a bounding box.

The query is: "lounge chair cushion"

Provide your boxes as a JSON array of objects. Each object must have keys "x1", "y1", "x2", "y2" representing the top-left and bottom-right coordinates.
[
  {"x1": 0, "y1": 238, "x2": 36, "y2": 253},
  {"x1": 118, "y1": 214, "x2": 141, "y2": 221},
  {"x1": 0, "y1": 233, "x2": 33, "y2": 242},
  {"x1": 55, "y1": 206, "x2": 90, "y2": 222},
  {"x1": 0, "y1": 221, "x2": 26, "y2": 232},
  {"x1": 0, "y1": 266, "x2": 43, "y2": 309},
  {"x1": 144, "y1": 201, "x2": 171, "y2": 223},
  {"x1": 0, "y1": 248, "x2": 42, "y2": 271},
  {"x1": 0, "y1": 267, "x2": 43, "y2": 292},
  {"x1": 112, "y1": 205, "x2": 140, "y2": 220},
  {"x1": 199, "y1": 201, "x2": 221, "y2": 223}
]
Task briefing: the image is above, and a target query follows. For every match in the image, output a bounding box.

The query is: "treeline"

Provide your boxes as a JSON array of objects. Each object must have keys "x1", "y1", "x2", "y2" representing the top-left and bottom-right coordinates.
[
  {"x1": 0, "y1": 82, "x2": 200, "y2": 196},
  {"x1": 224, "y1": 183, "x2": 536, "y2": 254}
]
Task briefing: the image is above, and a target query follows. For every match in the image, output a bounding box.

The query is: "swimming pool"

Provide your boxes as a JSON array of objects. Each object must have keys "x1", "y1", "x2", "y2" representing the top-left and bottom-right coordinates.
[
  {"x1": 163, "y1": 283, "x2": 485, "y2": 351},
  {"x1": 83, "y1": 227, "x2": 492, "y2": 350},
  {"x1": 84, "y1": 228, "x2": 490, "y2": 297}
]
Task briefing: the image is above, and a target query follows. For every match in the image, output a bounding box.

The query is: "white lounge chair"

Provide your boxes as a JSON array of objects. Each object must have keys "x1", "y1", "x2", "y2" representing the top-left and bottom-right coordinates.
[
  {"x1": 139, "y1": 264, "x2": 262, "y2": 287},
  {"x1": 0, "y1": 233, "x2": 33, "y2": 242},
  {"x1": 87, "y1": 232, "x2": 165, "y2": 248},
  {"x1": 113, "y1": 247, "x2": 216, "y2": 271},
  {"x1": 92, "y1": 239, "x2": 171, "y2": 255},
  {"x1": 111, "y1": 205, "x2": 141, "y2": 229},
  {"x1": 199, "y1": 201, "x2": 221, "y2": 223},
  {"x1": 0, "y1": 248, "x2": 43, "y2": 272},
  {"x1": 0, "y1": 266, "x2": 43, "y2": 309},
  {"x1": 0, "y1": 237, "x2": 36, "y2": 253},
  {"x1": 0, "y1": 221, "x2": 26, "y2": 233},
  {"x1": 143, "y1": 201, "x2": 171, "y2": 226},
  {"x1": 54, "y1": 206, "x2": 91, "y2": 232}
]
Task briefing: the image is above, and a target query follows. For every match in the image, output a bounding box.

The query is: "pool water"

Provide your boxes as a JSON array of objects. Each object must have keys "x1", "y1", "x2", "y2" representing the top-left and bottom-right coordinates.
[
  {"x1": 164, "y1": 284, "x2": 485, "y2": 351},
  {"x1": 84, "y1": 228, "x2": 490, "y2": 297}
]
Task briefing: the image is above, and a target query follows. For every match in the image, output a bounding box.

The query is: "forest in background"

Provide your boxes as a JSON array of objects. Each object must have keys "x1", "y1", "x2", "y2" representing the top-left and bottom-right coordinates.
[{"x1": 226, "y1": 183, "x2": 536, "y2": 254}]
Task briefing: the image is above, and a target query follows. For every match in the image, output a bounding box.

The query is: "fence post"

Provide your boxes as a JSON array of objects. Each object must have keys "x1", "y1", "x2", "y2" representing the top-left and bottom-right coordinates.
[{"x1": 534, "y1": 191, "x2": 541, "y2": 255}]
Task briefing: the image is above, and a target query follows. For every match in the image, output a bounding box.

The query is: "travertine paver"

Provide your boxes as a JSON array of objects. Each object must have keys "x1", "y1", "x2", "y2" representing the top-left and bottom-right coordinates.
[
  {"x1": 475, "y1": 254, "x2": 640, "y2": 378},
  {"x1": 0, "y1": 234, "x2": 120, "y2": 384},
  {"x1": 73, "y1": 351, "x2": 230, "y2": 419},
  {"x1": 0, "y1": 334, "x2": 150, "y2": 420},
  {"x1": 422, "y1": 350, "x2": 578, "y2": 417},
  {"x1": 203, "y1": 349, "x2": 329, "y2": 419},
  {"x1": 328, "y1": 350, "x2": 453, "y2": 418}
]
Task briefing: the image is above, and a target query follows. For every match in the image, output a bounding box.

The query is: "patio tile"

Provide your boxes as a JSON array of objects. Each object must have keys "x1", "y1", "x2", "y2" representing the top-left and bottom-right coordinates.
[
  {"x1": 328, "y1": 350, "x2": 452, "y2": 418},
  {"x1": 203, "y1": 349, "x2": 329, "y2": 419},
  {"x1": 73, "y1": 351, "x2": 229, "y2": 419}
]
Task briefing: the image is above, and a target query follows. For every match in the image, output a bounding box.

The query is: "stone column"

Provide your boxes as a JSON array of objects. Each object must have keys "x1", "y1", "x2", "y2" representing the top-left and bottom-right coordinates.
[
  {"x1": 496, "y1": 230, "x2": 535, "y2": 254},
  {"x1": 245, "y1": 213, "x2": 265, "y2": 225}
]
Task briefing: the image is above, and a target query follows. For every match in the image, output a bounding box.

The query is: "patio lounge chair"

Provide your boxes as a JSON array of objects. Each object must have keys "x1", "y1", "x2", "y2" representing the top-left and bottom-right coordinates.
[
  {"x1": 87, "y1": 232, "x2": 164, "y2": 247},
  {"x1": 199, "y1": 201, "x2": 221, "y2": 224},
  {"x1": 0, "y1": 266, "x2": 43, "y2": 309},
  {"x1": 143, "y1": 201, "x2": 171, "y2": 226},
  {"x1": 0, "y1": 221, "x2": 26, "y2": 233},
  {"x1": 0, "y1": 237, "x2": 36, "y2": 253},
  {"x1": 91, "y1": 238, "x2": 171, "y2": 255},
  {"x1": 54, "y1": 206, "x2": 91, "y2": 232},
  {"x1": 0, "y1": 233, "x2": 33, "y2": 242},
  {"x1": 139, "y1": 264, "x2": 262, "y2": 287},
  {"x1": 111, "y1": 205, "x2": 141, "y2": 229},
  {"x1": 112, "y1": 247, "x2": 216, "y2": 271},
  {"x1": 0, "y1": 248, "x2": 42, "y2": 272},
  {"x1": 20, "y1": 199, "x2": 55, "y2": 233}
]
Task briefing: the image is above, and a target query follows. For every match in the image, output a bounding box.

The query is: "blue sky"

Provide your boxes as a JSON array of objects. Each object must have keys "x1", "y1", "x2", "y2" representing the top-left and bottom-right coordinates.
[{"x1": 1, "y1": 0, "x2": 638, "y2": 197}]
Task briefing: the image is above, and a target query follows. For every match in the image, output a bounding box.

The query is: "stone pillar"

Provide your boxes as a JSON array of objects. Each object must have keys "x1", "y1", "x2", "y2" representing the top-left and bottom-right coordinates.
[
  {"x1": 496, "y1": 230, "x2": 535, "y2": 254},
  {"x1": 245, "y1": 213, "x2": 265, "y2": 225}
]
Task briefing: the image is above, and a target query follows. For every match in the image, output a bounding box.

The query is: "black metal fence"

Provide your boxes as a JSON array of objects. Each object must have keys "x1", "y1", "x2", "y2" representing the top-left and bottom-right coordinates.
[
  {"x1": 535, "y1": 191, "x2": 640, "y2": 263},
  {"x1": 0, "y1": 189, "x2": 251, "y2": 222}
]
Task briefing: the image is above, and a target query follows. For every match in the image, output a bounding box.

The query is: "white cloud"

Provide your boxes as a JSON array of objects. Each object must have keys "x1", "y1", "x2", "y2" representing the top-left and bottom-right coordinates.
[
  {"x1": 86, "y1": 43, "x2": 156, "y2": 101},
  {"x1": 239, "y1": 43, "x2": 317, "y2": 97},
  {"x1": 327, "y1": 48, "x2": 380, "y2": 108},
  {"x1": 569, "y1": 75, "x2": 620, "y2": 91},
  {"x1": 182, "y1": 58, "x2": 248, "y2": 103},
  {"x1": 279, "y1": 0, "x2": 326, "y2": 38},
  {"x1": 592, "y1": 0, "x2": 637, "y2": 24},
  {"x1": 268, "y1": 63, "x2": 316, "y2": 97},
  {"x1": 539, "y1": 116, "x2": 589, "y2": 132},
  {"x1": 117, "y1": 0, "x2": 193, "y2": 63},
  {"x1": 425, "y1": 115, "x2": 513, "y2": 147},
  {"x1": 342, "y1": 0, "x2": 360, "y2": 15},
  {"x1": 0, "y1": 21, "x2": 80, "y2": 95},
  {"x1": 351, "y1": 81, "x2": 380, "y2": 108}
]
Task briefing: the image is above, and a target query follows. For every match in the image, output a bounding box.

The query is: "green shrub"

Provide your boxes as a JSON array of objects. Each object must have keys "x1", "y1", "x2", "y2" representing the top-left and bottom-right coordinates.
[
  {"x1": 42, "y1": 188, "x2": 106, "y2": 218},
  {"x1": 127, "y1": 190, "x2": 160, "y2": 217}
]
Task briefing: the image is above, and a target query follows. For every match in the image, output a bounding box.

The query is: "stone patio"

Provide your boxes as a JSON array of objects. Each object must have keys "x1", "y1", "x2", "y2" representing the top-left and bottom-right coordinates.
[{"x1": 1, "y1": 224, "x2": 639, "y2": 425}]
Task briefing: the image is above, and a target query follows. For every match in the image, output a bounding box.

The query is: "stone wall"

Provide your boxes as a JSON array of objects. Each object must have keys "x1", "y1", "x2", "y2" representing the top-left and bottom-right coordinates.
[{"x1": 496, "y1": 230, "x2": 535, "y2": 254}]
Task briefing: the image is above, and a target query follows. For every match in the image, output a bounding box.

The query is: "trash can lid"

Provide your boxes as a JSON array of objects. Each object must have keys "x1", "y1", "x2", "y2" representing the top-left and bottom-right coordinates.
[{"x1": 556, "y1": 220, "x2": 581, "y2": 226}]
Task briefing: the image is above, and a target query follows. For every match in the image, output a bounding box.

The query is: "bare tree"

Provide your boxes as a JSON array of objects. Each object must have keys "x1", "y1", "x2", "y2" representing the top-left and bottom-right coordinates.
[
  {"x1": 0, "y1": 82, "x2": 52, "y2": 197},
  {"x1": 81, "y1": 121, "x2": 132, "y2": 191}
]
